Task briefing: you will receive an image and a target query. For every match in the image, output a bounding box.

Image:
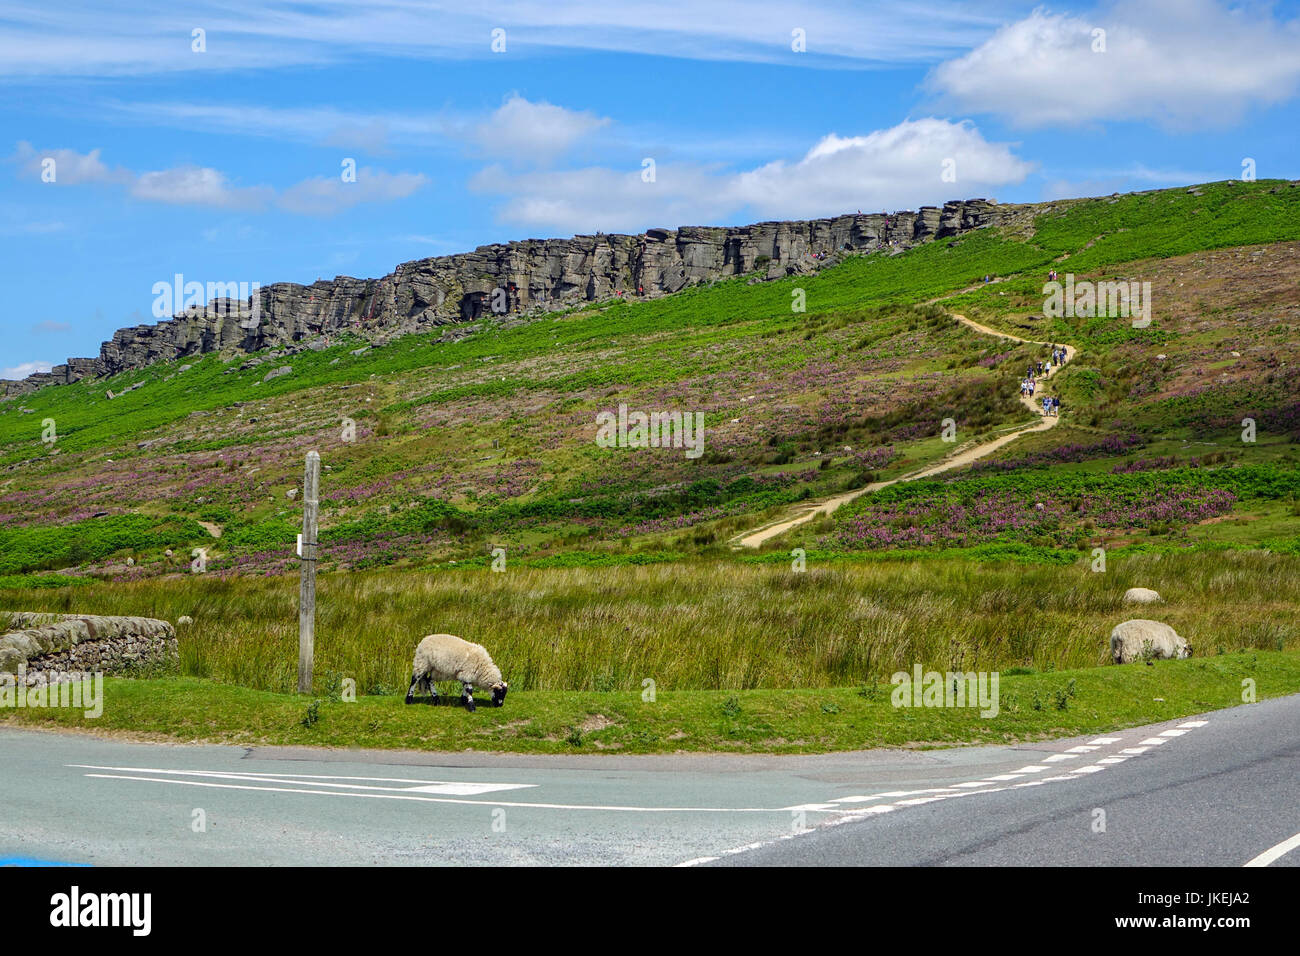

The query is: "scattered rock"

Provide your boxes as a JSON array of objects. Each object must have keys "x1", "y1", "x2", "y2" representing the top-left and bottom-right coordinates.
[{"x1": 263, "y1": 366, "x2": 292, "y2": 383}]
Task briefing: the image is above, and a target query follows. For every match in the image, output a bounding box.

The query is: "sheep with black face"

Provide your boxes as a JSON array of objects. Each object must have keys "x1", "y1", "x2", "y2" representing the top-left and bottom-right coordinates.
[{"x1": 404, "y1": 633, "x2": 507, "y2": 712}]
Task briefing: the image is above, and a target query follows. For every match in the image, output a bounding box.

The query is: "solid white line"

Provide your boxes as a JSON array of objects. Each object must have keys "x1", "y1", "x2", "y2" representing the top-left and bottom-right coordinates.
[{"x1": 1244, "y1": 831, "x2": 1300, "y2": 867}]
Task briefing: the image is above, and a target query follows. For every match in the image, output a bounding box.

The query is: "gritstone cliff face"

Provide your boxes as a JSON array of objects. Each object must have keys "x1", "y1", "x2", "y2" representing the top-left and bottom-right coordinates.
[{"x1": 2, "y1": 198, "x2": 1004, "y2": 398}]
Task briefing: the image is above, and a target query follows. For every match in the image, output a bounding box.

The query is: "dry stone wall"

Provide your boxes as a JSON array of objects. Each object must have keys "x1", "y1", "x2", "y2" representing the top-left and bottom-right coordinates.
[{"x1": 0, "y1": 612, "x2": 177, "y2": 684}]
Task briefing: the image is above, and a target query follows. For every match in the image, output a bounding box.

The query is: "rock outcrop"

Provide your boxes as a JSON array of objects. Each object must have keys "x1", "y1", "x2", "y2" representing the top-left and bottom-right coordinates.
[{"x1": 2, "y1": 198, "x2": 1005, "y2": 399}]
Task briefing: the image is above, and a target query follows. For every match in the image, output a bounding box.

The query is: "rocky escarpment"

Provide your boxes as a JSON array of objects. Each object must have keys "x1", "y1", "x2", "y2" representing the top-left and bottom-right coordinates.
[{"x1": 2, "y1": 198, "x2": 1005, "y2": 398}]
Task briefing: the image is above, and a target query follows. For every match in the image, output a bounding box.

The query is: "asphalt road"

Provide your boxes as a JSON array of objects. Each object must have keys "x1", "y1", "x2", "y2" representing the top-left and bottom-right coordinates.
[{"x1": 1, "y1": 695, "x2": 1296, "y2": 866}]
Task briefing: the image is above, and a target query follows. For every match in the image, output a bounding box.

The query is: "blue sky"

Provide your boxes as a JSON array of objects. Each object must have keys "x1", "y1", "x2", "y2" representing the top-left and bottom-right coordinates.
[{"x1": 3, "y1": 0, "x2": 1299, "y2": 378}]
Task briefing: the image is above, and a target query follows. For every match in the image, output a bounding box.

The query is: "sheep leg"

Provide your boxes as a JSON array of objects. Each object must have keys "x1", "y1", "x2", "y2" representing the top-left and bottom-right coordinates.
[
  {"x1": 461, "y1": 682, "x2": 477, "y2": 712},
  {"x1": 404, "y1": 674, "x2": 419, "y2": 705}
]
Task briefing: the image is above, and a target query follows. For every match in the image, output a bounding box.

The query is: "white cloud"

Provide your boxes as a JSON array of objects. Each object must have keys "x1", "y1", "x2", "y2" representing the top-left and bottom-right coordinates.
[
  {"x1": 472, "y1": 95, "x2": 611, "y2": 162},
  {"x1": 11, "y1": 142, "x2": 425, "y2": 214},
  {"x1": 130, "y1": 165, "x2": 273, "y2": 209},
  {"x1": 928, "y1": 0, "x2": 1300, "y2": 128},
  {"x1": 2, "y1": 361, "x2": 53, "y2": 380},
  {"x1": 728, "y1": 118, "x2": 1032, "y2": 218},
  {"x1": 11, "y1": 141, "x2": 129, "y2": 185},
  {"x1": 32, "y1": 320, "x2": 70, "y2": 333},
  {"x1": 277, "y1": 168, "x2": 429, "y2": 216},
  {"x1": 472, "y1": 118, "x2": 1032, "y2": 233}
]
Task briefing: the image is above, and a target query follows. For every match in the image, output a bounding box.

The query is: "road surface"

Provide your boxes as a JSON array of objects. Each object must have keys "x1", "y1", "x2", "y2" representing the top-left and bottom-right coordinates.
[{"x1": 1, "y1": 693, "x2": 1296, "y2": 866}]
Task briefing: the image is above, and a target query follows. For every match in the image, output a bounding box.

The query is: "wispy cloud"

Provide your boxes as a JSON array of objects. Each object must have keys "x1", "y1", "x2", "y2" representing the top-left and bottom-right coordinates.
[
  {"x1": 278, "y1": 167, "x2": 429, "y2": 216},
  {"x1": 0, "y1": 1, "x2": 1009, "y2": 78}
]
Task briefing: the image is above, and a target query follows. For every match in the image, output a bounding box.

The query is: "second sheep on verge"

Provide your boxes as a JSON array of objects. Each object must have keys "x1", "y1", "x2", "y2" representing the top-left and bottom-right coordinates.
[{"x1": 405, "y1": 633, "x2": 508, "y2": 712}]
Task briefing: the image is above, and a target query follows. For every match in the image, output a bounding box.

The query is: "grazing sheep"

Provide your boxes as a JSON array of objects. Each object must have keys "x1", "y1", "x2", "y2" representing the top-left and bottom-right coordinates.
[
  {"x1": 1123, "y1": 587, "x2": 1162, "y2": 605},
  {"x1": 1110, "y1": 619, "x2": 1192, "y2": 664},
  {"x1": 405, "y1": 633, "x2": 507, "y2": 712}
]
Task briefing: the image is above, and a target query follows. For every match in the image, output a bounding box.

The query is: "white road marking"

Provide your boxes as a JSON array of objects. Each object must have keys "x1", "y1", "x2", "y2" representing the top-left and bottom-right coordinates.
[
  {"x1": 1090, "y1": 737, "x2": 1123, "y2": 744},
  {"x1": 1158, "y1": 729, "x2": 1188, "y2": 737},
  {"x1": 1178, "y1": 720, "x2": 1209, "y2": 728},
  {"x1": 1244, "y1": 831, "x2": 1300, "y2": 867},
  {"x1": 1043, "y1": 754, "x2": 1077, "y2": 762},
  {"x1": 71, "y1": 765, "x2": 536, "y2": 796},
  {"x1": 1066, "y1": 745, "x2": 1100, "y2": 752},
  {"x1": 1138, "y1": 737, "x2": 1169, "y2": 746},
  {"x1": 1120, "y1": 747, "x2": 1151, "y2": 754},
  {"x1": 1015, "y1": 766, "x2": 1049, "y2": 773},
  {"x1": 74, "y1": 766, "x2": 839, "y2": 815}
]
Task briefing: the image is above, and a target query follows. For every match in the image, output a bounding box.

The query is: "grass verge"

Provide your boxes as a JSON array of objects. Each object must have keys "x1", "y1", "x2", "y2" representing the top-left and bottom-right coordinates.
[{"x1": 3, "y1": 650, "x2": 1295, "y2": 754}]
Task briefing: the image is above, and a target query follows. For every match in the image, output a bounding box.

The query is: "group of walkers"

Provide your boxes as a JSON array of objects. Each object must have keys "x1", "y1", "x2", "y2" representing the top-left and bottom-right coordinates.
[{"x1": 1018, "y1": 344, "x2": 1066, "y2": 417}]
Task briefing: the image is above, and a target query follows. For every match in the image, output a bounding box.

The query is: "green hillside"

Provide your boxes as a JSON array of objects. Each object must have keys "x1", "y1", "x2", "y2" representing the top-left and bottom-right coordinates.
[{"x1": 1, "y1": 179, "x2": 1298, "y2": 585}]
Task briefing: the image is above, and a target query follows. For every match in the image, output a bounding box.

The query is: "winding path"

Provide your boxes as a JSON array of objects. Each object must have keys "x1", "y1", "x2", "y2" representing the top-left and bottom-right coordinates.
[{"x1": 730, "y1": 313, "x2": 1076, "y2": 549}]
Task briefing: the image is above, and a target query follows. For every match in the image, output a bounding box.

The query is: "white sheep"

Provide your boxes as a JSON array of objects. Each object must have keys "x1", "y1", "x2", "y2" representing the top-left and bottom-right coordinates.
[
  {"x1": 1109, "y1": 619, "x2": 1192, "y2": 664},
  {"x1": 1123, "y1": 587, "x2": 1162, "y2": 605},
  {"x1": 405, "y1": 633, "x2": 508, "y2": 712}
]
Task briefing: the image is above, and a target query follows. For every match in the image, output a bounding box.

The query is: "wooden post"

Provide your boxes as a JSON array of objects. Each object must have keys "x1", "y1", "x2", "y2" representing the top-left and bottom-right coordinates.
[{"x1": 298, "y1": 451, "x2": 320, "y2": 694}]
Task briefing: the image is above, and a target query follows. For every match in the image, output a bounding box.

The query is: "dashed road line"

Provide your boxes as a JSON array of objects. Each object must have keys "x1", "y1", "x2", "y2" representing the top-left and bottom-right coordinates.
[{"x1": 679, "y1": 720, "x2": 1212, "y2": 865}]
